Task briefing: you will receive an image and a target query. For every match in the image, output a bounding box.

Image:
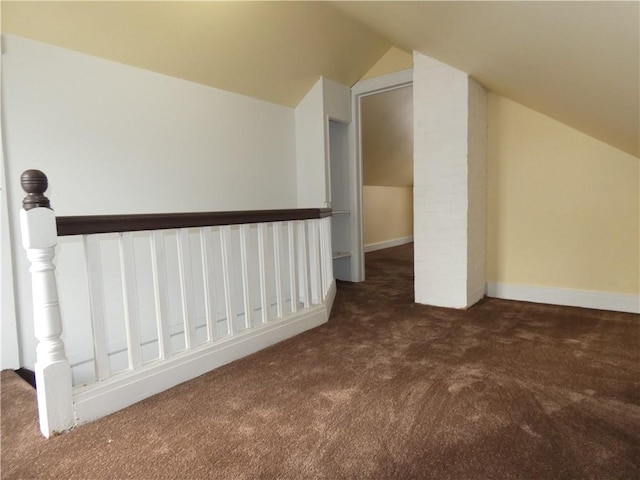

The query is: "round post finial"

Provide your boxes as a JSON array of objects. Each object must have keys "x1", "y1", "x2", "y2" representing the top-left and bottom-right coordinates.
[{"x1": 21, "y1": 169, "x2": 51, "y2": 210}]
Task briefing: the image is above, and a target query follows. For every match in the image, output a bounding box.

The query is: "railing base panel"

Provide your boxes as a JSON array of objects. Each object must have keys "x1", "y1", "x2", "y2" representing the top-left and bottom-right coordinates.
[{"x1": 72, "y1": 281, "x2": 336, "y2": 427}]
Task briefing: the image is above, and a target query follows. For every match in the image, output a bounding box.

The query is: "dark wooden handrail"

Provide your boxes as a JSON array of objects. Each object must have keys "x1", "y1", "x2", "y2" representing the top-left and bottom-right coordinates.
[
  {"x1": 21, "y1": 169, "x2": 331, "y2": 236},
  {"x1": 56, "y1": 209, "x2": 332, "y2": 236}
]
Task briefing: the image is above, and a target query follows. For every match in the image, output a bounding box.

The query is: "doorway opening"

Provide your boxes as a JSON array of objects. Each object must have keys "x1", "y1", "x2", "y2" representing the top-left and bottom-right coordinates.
[
  {"x1": 360, "y1": 85, "x2": 413, "y2": 274},
  {"x1": 348, "y1": 69, "x2": 413, "y2": 282}
]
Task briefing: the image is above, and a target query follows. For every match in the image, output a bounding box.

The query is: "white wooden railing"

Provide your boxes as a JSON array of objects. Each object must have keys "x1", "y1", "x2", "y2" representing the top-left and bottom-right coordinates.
[{"x1": 19, "y1": 170, "x2": 335, "y2": 438}]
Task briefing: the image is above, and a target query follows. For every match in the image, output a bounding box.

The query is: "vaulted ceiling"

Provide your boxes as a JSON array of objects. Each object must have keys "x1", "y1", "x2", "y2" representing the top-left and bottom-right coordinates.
[
  {"x1": 0, "y1": 1, "x2": 390, "y2": 107},
  {"x1": 2, "y1": 1, "x2": 638, "y2": 157},
  {"x1": 334, "y1": 1, "x2": 639, "y2": 158}
]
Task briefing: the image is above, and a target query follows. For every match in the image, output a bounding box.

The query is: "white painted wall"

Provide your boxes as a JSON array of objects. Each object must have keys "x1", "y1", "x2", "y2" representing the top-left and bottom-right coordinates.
[
  {"x1": 323, "y1": 78, "x2": 351, "y2": 124},
  {"x1": 413, "y1": 51, "x2": 487, "y2": 309},
  {"x1": 2, "y1": 34, "x2": 298, "y2": 369},
  {"x1": 295, "y1": 77, "x2": 351, "y2": 209},
  {"x1": 295, "y1": 79, "x2": 328, "y2": 208},
  {"x1": 1, "y1": 150, "x2": 20, "y2": 369},
  {"x1": 2, "y1": 35, "x2": 297, "y2": 216}
]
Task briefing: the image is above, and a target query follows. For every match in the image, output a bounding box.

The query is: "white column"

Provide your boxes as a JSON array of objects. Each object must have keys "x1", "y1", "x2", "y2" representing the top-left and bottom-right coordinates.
[
  {"x1": 19, "y1": 170, "x2": 74, "y2": 437},
  {"x1": 413, "y1": 52, "x2": 487, "y2": 309}
]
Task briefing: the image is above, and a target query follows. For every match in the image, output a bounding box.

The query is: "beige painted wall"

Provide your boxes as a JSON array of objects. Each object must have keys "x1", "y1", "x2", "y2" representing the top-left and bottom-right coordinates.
[
  {"x1": 487, "y1": 94, "x2": 640, "y2": 294},
  {"x1": 363, "y1": 186, "x2": 413, "y2": 246}
]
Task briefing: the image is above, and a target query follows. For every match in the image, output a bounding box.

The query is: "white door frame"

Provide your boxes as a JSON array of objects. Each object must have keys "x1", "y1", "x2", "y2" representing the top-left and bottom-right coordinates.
[{"x1": 348, "y1": 69, "x2": 413, "y2": 282}]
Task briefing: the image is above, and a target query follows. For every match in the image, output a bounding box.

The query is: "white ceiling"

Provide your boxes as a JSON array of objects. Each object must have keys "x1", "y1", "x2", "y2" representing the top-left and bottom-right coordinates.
[{"x1": 2, "y1": 1, "x2": 638, "y2": 157}]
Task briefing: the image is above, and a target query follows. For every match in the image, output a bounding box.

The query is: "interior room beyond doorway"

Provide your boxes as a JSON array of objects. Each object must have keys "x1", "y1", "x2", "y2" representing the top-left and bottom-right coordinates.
[{"x1": 361, "y1": 85, "x2": 414, "y2": 272}]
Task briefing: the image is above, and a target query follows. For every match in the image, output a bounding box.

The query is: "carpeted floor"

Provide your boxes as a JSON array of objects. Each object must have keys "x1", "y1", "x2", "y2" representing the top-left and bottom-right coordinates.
[{"x1": 2, "y1": 244, "x2": 639, "y2": 479}]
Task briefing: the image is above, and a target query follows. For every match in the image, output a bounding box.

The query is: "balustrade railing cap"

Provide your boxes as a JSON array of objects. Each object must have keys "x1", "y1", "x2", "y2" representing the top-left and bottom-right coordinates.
[{"x1": 21, "y1": 169, "x2": 51, "y2": 211}]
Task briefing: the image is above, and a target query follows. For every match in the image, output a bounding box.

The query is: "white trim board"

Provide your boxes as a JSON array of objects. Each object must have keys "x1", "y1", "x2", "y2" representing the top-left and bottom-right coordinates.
[
  {"x1": 364, "y1": 236, "x2": 413, "y2": 253},
  {"x1": 486, "y1": 282, "x2": 639, "y2": 314},
  {"x1": 352, "y1": 69, "x2": 413, "y2": 96}
]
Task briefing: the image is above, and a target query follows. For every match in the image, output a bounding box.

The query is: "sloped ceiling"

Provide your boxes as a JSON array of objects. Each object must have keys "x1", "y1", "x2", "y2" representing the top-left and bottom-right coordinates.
[
  {"x1": 333, "y1": 1, "x2": 639, "y2": 158},
  {"x1": 0, "y1": 1, "x2": 389, "y2": 107},
  {"x1": 2, "y1": 1, "x2": 638, "y2": 157}
]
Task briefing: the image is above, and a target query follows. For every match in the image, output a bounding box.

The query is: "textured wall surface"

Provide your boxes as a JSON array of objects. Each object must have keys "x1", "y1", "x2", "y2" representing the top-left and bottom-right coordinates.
[{"x1": 413, "y1": 51, "x2": 486, "y2": 308}]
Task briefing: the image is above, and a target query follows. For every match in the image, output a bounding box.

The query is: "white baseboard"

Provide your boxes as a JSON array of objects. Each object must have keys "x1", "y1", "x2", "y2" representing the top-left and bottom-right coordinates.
[
  {"x1": 364, "y1": 236, "x2": 413, "y2": 253},
  {"x1": 73, "y1": 281, "x2": 336, "y2": 426},
  {"x1": 486, "y1": 282, "x2": 639, "y2": 314}
]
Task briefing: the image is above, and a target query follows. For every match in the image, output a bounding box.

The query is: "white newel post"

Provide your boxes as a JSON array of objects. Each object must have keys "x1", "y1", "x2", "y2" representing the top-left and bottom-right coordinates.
[{"x1": 19, "y1": 170, "x2": 74, "y2": 437}]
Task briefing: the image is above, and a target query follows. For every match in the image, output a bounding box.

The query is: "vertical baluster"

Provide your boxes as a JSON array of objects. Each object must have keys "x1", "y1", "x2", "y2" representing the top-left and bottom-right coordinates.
[
  {"x1": 318, "y1": 217, "x2": 328, "y2": 297},
  {"x1": 287, "y1": 221, "x2": 298, "y2": 313},
  {"x1": 200, "y1": 227, "x2": 217, "y2": 342},
  {"x1": 177, "y1": 228, "x2": 197, "y2": 349},
  {"x1": 220, "y1": 225, "x2": 236, "y2": 335},
  {"x1": 273, "y1": 222, "x2": 284, "y2": 318},
  {"x1": 119, "y1": 231, "x2": 141, "y2": 369},
  {"x1": 239, "y1": 224, "x2": 252, "y2": 329},
  {"x1": 318, "y1": 218, "x2": 325, "y2": 297},
  {"x1": 320, "y1": 216, "x2": 333, "y2": 298},
  {"x1": 257, "y1": 223, "x2": 268, "y2": 324},
  {"x1": 297, "y1": 221, "x2": 311, "y2": 308},
  {"x1": 325, "y1": 217, "x2": 334, "y2": 292},
  {"x1": 83, "y1": 234, "x2": 110, "y2": 380},
  {"x1": 150, "y1": 230, "x2": 171, "y2": 360},
  {"x1": 308, "y1": 219, "x2": 321, "y2": 305},
  {"x1": 323, "y1": 217, "x2": 335, "y2": 293},
  {"x1": 19, "y1": 169, "x2": 74, "y2": 437}
]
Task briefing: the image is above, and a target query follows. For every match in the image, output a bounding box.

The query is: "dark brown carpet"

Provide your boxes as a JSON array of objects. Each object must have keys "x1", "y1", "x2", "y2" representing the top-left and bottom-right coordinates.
[{"x1": 2, "y1": 244, "x2": 639, "y2": 479}]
